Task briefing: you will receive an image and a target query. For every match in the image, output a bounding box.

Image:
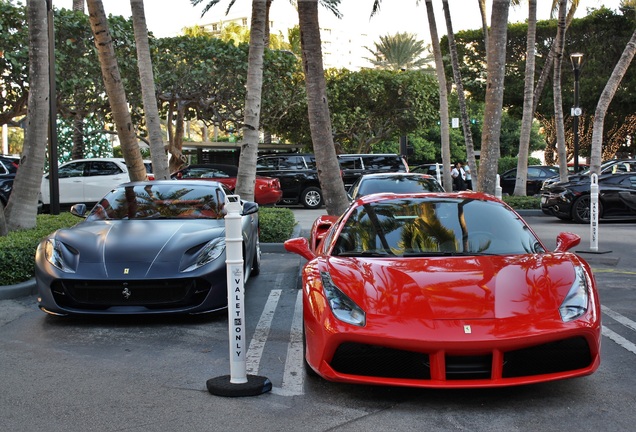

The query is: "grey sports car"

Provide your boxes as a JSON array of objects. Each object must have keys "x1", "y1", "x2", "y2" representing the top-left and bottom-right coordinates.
[{"x1": 35, "y1": 180, "x2": 260, "y2": 316}]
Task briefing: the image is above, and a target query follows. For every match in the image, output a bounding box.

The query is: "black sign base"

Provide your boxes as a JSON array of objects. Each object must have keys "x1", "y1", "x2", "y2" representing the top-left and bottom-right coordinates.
[{"x1": 206, "y1": 374, "x2": 272, "y2": 397}]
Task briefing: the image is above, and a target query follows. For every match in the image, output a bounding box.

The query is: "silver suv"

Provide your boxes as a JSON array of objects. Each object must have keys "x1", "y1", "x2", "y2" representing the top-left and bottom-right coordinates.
[{"x1": 338, "y1": 154, "x2": 409, "y2": 190}]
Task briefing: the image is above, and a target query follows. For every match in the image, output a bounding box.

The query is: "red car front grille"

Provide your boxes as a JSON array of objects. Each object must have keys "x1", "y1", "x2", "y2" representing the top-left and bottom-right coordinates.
[{"x1": 329, "y1": 337, "x2": 592, "y2": 381}]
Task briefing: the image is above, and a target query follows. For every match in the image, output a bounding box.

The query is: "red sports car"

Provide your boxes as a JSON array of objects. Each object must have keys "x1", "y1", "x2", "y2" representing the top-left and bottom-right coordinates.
[
  {"x1": 284, "y1": 192, "x2": 601, "y2": 388},
  {"x1": 172, "y1": 164, "x2": 282, "y2": 206}
]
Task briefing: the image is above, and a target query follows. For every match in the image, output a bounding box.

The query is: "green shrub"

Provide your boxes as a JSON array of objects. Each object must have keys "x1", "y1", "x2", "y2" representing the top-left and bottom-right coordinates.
[
  {"x1": 259, "y1": 207, "x2": 296, "y2": 243},
  {"x1": 0, "y1": 212, "x2": 80, "y2": 285},
  {"x1": 501, "y1": 195, "x2": 541, "y2": 209}
]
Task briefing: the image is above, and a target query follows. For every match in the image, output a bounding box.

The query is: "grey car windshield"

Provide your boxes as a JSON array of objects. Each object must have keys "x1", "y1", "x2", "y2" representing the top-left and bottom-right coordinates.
[
  {"x1": 333, "y1": 197, "x2": 544, "y2": 257},
  {"x1": 86, "y1": 184, "x2": 226, "y2": 221}
]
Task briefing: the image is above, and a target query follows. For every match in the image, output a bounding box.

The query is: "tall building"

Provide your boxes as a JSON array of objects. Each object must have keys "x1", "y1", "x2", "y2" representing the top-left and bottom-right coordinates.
[{"x1": 198, "y1": 3, "x2": 374, "y2": 70}]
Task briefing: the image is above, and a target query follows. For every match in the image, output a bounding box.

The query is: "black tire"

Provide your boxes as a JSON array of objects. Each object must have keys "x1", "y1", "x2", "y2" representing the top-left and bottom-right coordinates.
[
  {"x1": 572, "y1": 195, "x2": 602, "y2": 224},
  {"x1": 300, "y1": 186, "x2": 323, "y2": 209}
]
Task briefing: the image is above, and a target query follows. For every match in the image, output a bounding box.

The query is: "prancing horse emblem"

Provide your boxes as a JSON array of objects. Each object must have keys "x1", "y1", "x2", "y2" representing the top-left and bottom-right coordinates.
[
  {"x1": 124, "y1": 268, "x2": 129, "y2": 274},
  {"x1": 122, "y1": 287, "x2": 132, "y2": 300}
]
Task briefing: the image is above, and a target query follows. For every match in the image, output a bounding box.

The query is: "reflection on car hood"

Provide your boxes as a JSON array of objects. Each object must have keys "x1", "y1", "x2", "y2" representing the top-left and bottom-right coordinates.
[
  {"x1": 54, "y1": 219, "x2": 225, "y2": 276},
  {"x1": 325, "y1": 254, "x2": 577, "y2": 320}
]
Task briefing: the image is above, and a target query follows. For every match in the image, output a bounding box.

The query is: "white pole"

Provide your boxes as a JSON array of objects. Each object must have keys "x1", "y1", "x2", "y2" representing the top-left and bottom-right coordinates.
[
  {"x1": 2, "y1": 124, "x2": 8, "y2": 155},
  {"x1": 495, "y1": 174, "x2": 502, "y2": 199},
  {"x1": 224, "y1": 195, "x2": 247, "y2": 384},
  {"x1": 590, "y1": 173, "x2": 599, "y2": 252}
]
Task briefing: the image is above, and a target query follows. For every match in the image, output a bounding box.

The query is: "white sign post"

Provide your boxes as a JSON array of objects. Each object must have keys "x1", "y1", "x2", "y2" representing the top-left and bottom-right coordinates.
[
  {"x1": 590, "y1": 174, "x2": 599, "y2": 252},
  {"x1": 206, "y1": 195, "x2": 271, "y2": 397},
  {"x1": 577, "y1": 173, "x2": 612, "y2": 255},
  {"x1": 495, "y1": 174, "x2": 502, "y2": 199}
]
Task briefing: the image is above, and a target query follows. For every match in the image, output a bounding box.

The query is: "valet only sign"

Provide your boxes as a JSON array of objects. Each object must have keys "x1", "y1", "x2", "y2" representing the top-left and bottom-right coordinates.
[{"x1": 206, "y1": 195, "x2": 272, "y2": 397}]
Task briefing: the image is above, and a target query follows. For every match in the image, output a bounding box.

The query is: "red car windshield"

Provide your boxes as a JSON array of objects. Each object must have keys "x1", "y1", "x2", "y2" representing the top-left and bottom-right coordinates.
[{"x1": 333, "y1": 198, "x2": 544, "y2": 257}]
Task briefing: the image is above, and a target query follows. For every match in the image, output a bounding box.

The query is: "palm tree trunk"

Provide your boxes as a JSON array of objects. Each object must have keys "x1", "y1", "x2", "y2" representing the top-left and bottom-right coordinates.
[
  {"x1": 425, "y1": 0, "x2": 452, "y2": 191},
  {"x1": 514, "y1": 0, "x2": 537, "y2": 196},
  {"x1": 130, "y1": 0, "x2": 170, "y2": 180},
  {"x1": 235, "y1": 0, "x2": 267, "y2": 202},
  {"x1": 591, "y1": 29, "x2": 636, "y2": 173},
  {"x1": 478, "y1": 0, "x2": 509, "y2": 195},
  {"x1": 553, "y1": 0, "x2": 568, "y2": 182},
  {"x1": 477, "y1": 0, "x2": 489, "y2": 65},
  {"x1": 532, "y1": 1, "x2": 579, "y2": 113},
  {"x1": 71, "y1": 111, "x2": 85, "y2": 160},
  {"x1": 297, "y1": 0, "x2": 348, "y2": 215},
  {"x1": 4, "y1": 0, "x2": 50, "y2": 232},
  {"x1": 86, "y1": 0, "x2": 146, "y2": 182},
  {"x1": 442, "y1": 0, "x2": 477, "y2": 187}
]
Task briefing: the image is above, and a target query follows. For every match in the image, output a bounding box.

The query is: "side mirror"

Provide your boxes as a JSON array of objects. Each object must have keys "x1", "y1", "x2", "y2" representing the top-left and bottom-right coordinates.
[
  {"x1": 284, "y1": 237, "x2": 316, "y2": 261},
  {"x1": 242, "y1": 201, "x2": 259, "y2": 215},
  {"x1": 70, "y1": 203, "x2": 87, "y2": 218},
  {"x1": 554, "y1": 232, "x2": 581, "y2": 252}
]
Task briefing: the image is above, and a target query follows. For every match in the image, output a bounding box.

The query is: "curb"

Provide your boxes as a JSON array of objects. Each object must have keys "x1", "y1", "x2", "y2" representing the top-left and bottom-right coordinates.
[{"x1": 0, "y1": 278, "x2": 37, "y2": 301}]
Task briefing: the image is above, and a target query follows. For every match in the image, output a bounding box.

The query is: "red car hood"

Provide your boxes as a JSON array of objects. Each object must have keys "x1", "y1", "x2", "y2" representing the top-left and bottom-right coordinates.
[{"x1": 325, "y1": 254, "x2": 578, "y2": 320}]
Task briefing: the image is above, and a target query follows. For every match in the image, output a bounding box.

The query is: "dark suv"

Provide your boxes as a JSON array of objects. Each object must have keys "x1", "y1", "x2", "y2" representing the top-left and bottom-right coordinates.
[
  {"x1": 0, "y1": 155, "x2": 20, "y2": 206},
  {"x1": 338, "y1": 154, "x2": 409, "y2": 189},
  {"x1": 256, "y1": 154, "x2": 323, "y2": 209},
  {"x1": 256, "y1": 153, "x2": 409, "y2": 209}
]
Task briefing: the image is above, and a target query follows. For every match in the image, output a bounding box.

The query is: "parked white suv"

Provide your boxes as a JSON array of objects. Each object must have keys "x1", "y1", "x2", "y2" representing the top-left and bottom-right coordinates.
[{"x1": 40, "y1": 158, "x2": 153, "y2": 211}]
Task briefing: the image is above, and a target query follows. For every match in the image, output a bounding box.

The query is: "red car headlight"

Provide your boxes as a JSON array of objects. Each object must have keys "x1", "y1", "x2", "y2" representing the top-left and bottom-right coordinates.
[
  {"x1": 320, "y1": 271, "x2": 366, "y2": 327},
  {"x1": 559, "y1": 266, "x2": 589, "y2": 322}
]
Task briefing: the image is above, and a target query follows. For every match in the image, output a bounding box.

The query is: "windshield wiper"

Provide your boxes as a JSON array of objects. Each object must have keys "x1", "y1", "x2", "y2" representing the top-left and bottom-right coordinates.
[
  {"x1": 402, "y1": 251, "x2": 498, "y2": 257},
  {"x1": 337, "y1": 251, "x2": 393, "y2": 257}
]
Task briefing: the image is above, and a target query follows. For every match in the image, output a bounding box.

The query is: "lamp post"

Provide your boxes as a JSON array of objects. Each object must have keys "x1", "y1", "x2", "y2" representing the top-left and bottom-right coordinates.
[{"x1": 570, "y1": 52, "x2": 583, "y2": 174}]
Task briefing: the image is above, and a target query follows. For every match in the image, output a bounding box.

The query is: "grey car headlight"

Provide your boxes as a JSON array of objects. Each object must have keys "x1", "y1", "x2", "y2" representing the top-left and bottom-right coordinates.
[
  {"x1": 559, "y1": 266, "x2": 589, "y2": 322},
  {"x1": 44, "y1": 239, "x2": 78, "y2": 273},
  {"x1": 181, "y1": 237, "x2": 226, "y2": 272},
  {"x1": 321, "y1": 271, "x2": 366, "y2": 327}
]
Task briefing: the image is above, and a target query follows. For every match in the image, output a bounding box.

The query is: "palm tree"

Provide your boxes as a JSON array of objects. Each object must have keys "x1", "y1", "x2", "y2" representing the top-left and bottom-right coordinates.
[
  {"x1": 235, "y1": 0, "x2": 267, "y2": 203},
  {"x1": 364, "y1": 32, "x2": 432, "y2": 71},
  {"x1": 3, "y1": 0, "x2": 50, "y2": 233},
  {"x1": 424, "y1": 0, "x2": 452, "y2": 192},
  {"x1": 477, "y1": 0, "x2": 488, "y2": 65},
  {"x1": 192, "y1": 0, "x2": 348, "y2": 214},
  {"x1": 85, "y1": 0, "x2": 147, "y2": 182},
  {"x1": 514, "y1": 0, "x2": 537, "y2": 196},
  {"x1": 442, "y1": 0, "x2": 477, "y2": 189},
  {"x1": 130, "y1": 0, "x2": 171, "y2": 180},
  {"x1": 477, "y1": 0, "x2": 510, "y2": 194},
  {"x1": 297, "y1": 0, "x2": 349, "y2": 216},
  {"x1": 532, "y1": 0, "x2": 580, "y2": 113},
  {"x1": 590, "y1": 28, "x2": 636, "y2": 174},
  {"x1": 553, "y1": 0, "x2": 568, "y2": 182}
]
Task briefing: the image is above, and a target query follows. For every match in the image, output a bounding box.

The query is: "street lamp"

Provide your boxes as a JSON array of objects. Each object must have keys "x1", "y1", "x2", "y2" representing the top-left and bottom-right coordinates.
[{"x1": 570, "y1": 52, "x2": 584, "y2": 174}]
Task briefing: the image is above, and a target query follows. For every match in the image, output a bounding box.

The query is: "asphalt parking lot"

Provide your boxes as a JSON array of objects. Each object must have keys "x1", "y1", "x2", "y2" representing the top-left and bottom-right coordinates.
[{"x1": 2, "y1": 209, "x2": 636, "y2": 432}]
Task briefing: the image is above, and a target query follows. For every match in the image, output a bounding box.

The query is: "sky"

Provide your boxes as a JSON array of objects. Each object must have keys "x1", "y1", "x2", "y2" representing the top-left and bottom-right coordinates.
[{"x1": 52, "y1": 0, "x2": 626, "y2": 42}]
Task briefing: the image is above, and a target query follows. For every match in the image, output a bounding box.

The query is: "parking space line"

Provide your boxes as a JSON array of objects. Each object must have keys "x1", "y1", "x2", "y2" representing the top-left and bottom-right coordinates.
[
  {"x1": 602, "y1": 305, "x2": 636, "y2": 332},
  {"x1": 602, "y1": 326, "x2": 636, "y2": 355},
  {"x1": 246, "y1": 287, "x2": 282, "y2": 375},
  {"x1": 279, "y1": 289, "x2": 304, "y2": 396}
]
